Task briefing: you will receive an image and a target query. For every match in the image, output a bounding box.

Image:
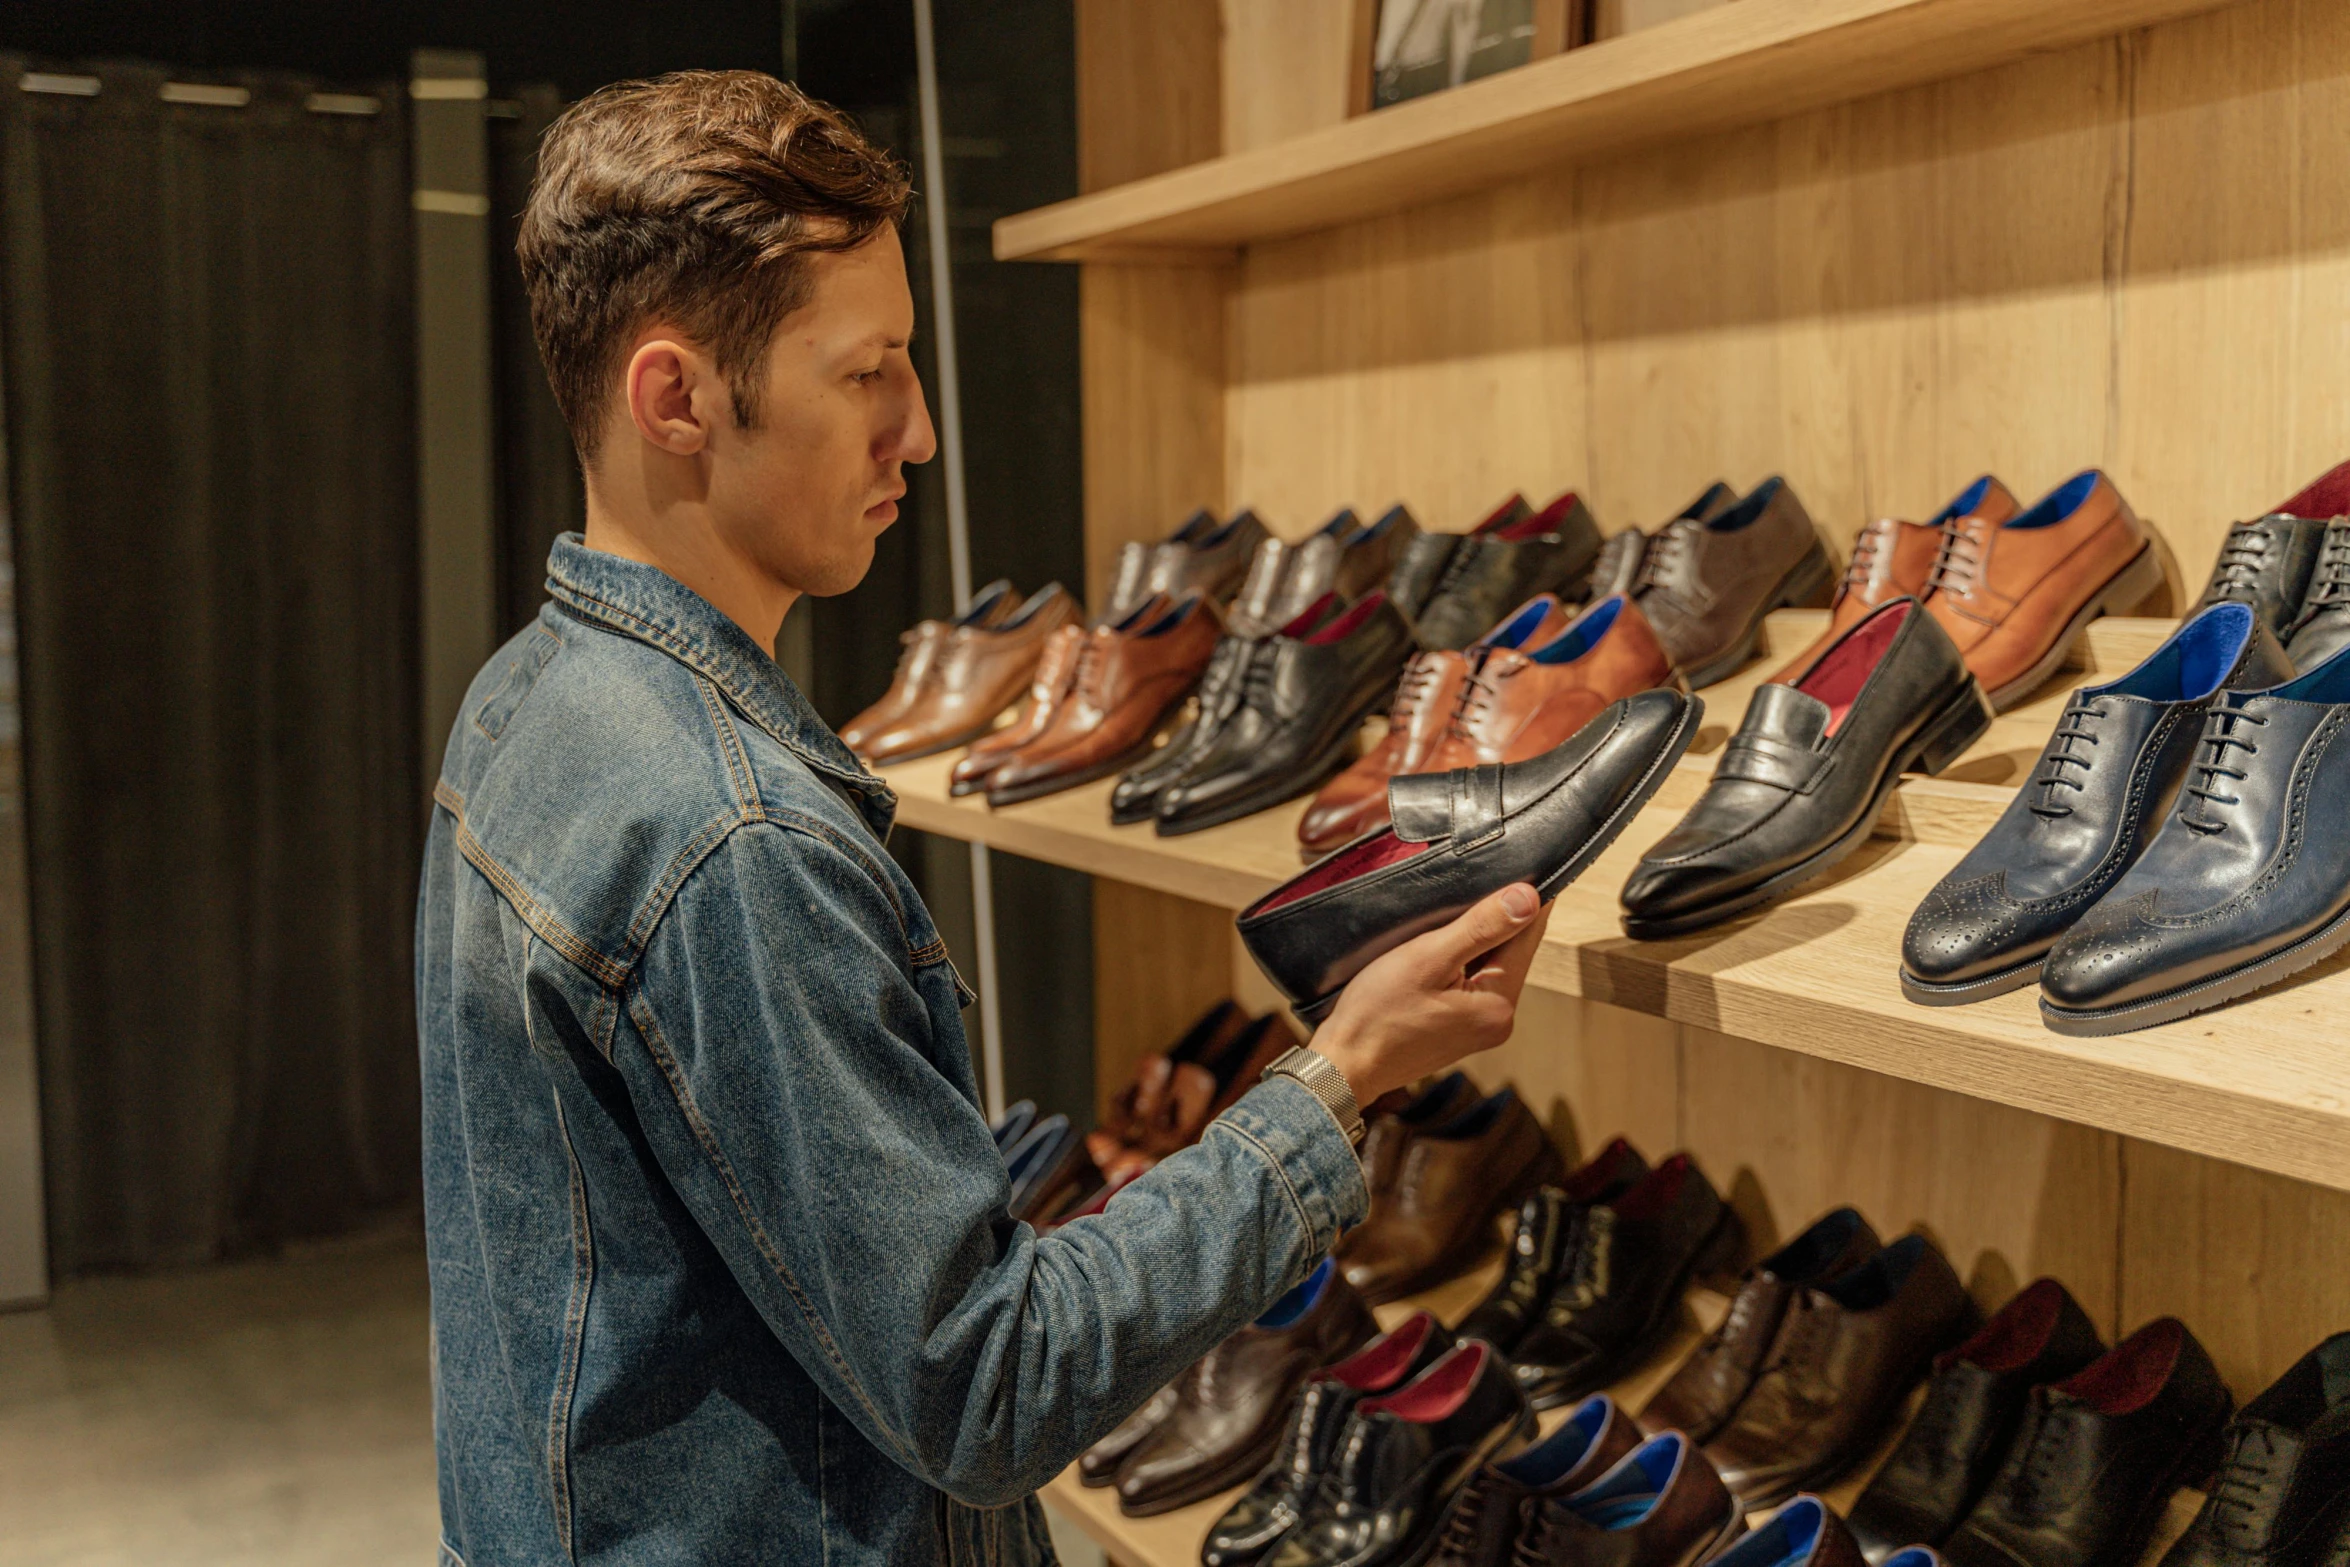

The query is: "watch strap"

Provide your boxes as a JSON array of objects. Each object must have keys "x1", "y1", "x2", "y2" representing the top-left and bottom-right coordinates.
[{"x1": 1261, "y1": 1045, "x2": 1365, "y2": 1150}]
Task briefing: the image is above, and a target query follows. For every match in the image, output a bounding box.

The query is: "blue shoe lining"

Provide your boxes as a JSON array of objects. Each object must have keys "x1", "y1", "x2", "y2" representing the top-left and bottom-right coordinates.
[
  {"x1": 1255, "y1": 1258, "x2": 1334, "y2": 1329},
  {"x1": 1532, "y1": 597, "x2": 1627, "y2": 665},
  {"x1": 1488, "y1": 597, "x2": 1564, "y2": 651},
  {"x1": 2008, "y1": 471, "x2": 2100, "y2": 530},
  {"x1": 1759, "y1": 1207, "x2": 1866, "y2": 1279},
  {"x1": 1928, "y1": 477, "x2": 1996, "y2": 527},
  {"x1": 1570, "y1": 1434, "x2": 1681, "y2": 1528},
  {"x1": 2092, "y1": 601, "x2": 2252, "y2": 703},
  {"x1": 1707, "y1": 477, "x2": 1784, "y2": 534},
  {"x1": 1494, "y1": 1397, "x2": 1611, "y2": 1486},
  {"x1": 2273, "y1": 637, "x2": 2350, "y2": 704},
  {"x1": 1823, "y1": 1234, "x2": 1924, "y2": 1310},
  {"x1": 1714, "y1": 1498, "x2": 1824, "y2": 1567}
]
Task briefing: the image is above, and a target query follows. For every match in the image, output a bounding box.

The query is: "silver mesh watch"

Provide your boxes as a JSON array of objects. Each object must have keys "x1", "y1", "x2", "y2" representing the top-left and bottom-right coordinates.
[{"x1": 1261, "y1": 1046, "x2": 1365, "y2": 1149}]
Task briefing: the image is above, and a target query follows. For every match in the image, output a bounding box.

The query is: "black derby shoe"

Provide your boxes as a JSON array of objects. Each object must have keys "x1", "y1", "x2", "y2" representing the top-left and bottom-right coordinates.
[
  {"x1": 1412, "y1": 491, "x2": 1603, "y2": 652},
  {"x1": 1238, "y1": 689, "x2": 1702, "y2": 1022},
  {"x1": 2040, "y1": 639, "x2": 2350, "y2": 1035},
  {"x1": 1902, "y1": 603, "x2": 2292, "y2": 1005},
  {"x1": 2158, "y1": 1333, "x2": 2350, "y2": 1567},
  {"x1": 1622, "y1": 598, "x2": 1990, "y2": 940},
  {"x1": 2201, "y1": 513, "x2": 2329, "y2": 639}
]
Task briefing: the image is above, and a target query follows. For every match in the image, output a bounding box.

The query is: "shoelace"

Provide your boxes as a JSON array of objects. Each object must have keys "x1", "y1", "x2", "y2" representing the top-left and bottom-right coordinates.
[
  {"x1": 1389, "y1": 653, "x2": 1445, "y2": 728},
  {"x1": 1637, "y1": 520, "x2": 1697, "y2": 592},
  {"x1": 1071, "y1": 630, "x2": 1118, "y2": 706},
  {"x1": 2212, "y1": 1424, "x2": 2290, "y2": 1548},
  {"x1": 1450, "y1": 649, "x2": 1508, "y2": 739},
  {"x1": 2012, "y1": 1399, "x2": 2093, "y2": 1519},
  {"x1": 1542, "y1": 1207, "x2": 1615, "y2": 1323},
  {"x1": 1898, "y1": 1369, "x2": 1975, "y2": 1482},
  {"x1": 2030, "y1": 699, "x2": 2110, "y2": 819},
  {"x1": 1510, "y1": 1497, "x2": 1566, "y2": 1567},
  {"x1": 1434, "y1": 1473, "x2": 1496, "y2": 1562},
  {"x1": 2208, "y1": 524, "x2": 2275, "y2": 599},
  {"x1": 1843, "y1": 519, "x2": 1890, "y2": 594},
  {"x1": 2306, "y1": 524, "x2": 2350, "y2": 611},
  {"x1": 2181, "y1": 707, "x2": 2270, "y2": 833},
  {"x1": 1927, "y1": 524, "x2": 1986, "y2": 597}
]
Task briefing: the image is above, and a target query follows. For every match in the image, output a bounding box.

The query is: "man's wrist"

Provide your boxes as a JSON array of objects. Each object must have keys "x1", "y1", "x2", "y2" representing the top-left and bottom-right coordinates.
[
  {"x1": 1260, "y1": 1045, "x2": 1365, "y2": 1149},
  {"x1": 1303, "y1": 1020, "x2": 1384, "y2": 1109}
]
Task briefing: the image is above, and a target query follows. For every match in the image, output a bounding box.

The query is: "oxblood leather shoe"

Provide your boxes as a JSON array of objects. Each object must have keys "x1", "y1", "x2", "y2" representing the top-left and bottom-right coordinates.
[
  {"x1": 950, "y1": 620, "x2": 1086, "y2": 795},
  {"x1": 2039, "y1": 639, "x2": 2350, "y2": 1034},
  {"x1": 1942, "y1": 1318, "x2": 2232, "y2": 1567},
  {"x1": 1413, "y1": 491, "x2": 1605, "y2": 652},
  {"x1": 860, "y1": 583, "x2": 1081, "y2": 763},
  {"x1": 1429, "y1": 594, "x2": 1682, "y2": 771},
  {"x1": 1509, "y1": 1153, "x2": 1746, "y2": 1411},
  {"x1": 1298, "y1": 596, "x2": 1573, "y2": 858},
  {"x1": 840, "y1": 580, "x2": 1016, "y2": 754},
  {"x1": 1902, "y1": 602, "x2": 2292, "y2": 1005},
  {"x1": 985, "y1": 592, "x2": 1221, "y2": 805},
  {"x1": 1705, "y1": 1234, "x2": 1976, "y2": 1509},
  {"x1": 1263, "y1": 1342, "x2": 1537, "y2": 1567},
  {"x1": 1926, "y1": 470, "x2": 2161, "y2": 711},
  {"x1": 1116, "y1": 1259, "x2": 1379, "y2": 1517},
  {"x1": 1704, "y1": 1497, "x2": 1867, "y2": 1567},
  {"x1": 1643, "y1": 1206, "x2": 1882, "y2": 1444},
  {"x1": 1156, "y1": 592, "x2": 1418, "y2": 836},
  {"x1": 1510, "y1": 1432, "x2": 1747, "y2": 1567},
  {"x1": 1848, "y1": 1277, "x2": 2109, "y2": 1562},
  {"x1": 1427, "y1": 1394, "x2": 1643, "y2": 1567},
  {"x1": 2158, "y1": 1333, "x2": 2350, "y2": 1567},
  {"x1": 1331, "y1": 1086, "x2": 1565, "y2": 1306},
  {"x1": 1102, "y1": 508, "x2": 1266, "y2": 622},
  {"x1": 1453, "y1": 1137, "x2": 1649, "y2": 1354},
  {"x1": 1776, "y1": 477, "x2": 2020, "y2": 681},
  {"x1": 1634, "y1": 476, "x2": 1836, "y2": 689},
  {"x1": 1240, "y1": 689, "x2": 1703, "y2": 1022},
  {"x1": 1623, "y1": 598, "x2": 1992, "y2": 940},
  {"x1": 1203, "y1": 1312, "x2": 1459, "y2": 1567}
]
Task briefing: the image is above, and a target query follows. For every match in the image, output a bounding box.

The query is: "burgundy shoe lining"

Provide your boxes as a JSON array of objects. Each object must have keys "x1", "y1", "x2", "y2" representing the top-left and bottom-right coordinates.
[
  {"x1": 1952, "y1": 1277, "x2": 2066, "y2": 1374},
  {"x1": 2276, "y1": 459, "x2": 2350, "y2": 522},
  {"x1": 1497, "y1": 491, "x2": 1582, "y2": 541},
  {"x1": 1306, "y1": 592, "x2": 1391, "y2": 646},
  {"x1": 1796, "y1": 600, "x2": 1913, "y2": 736},
  {"x1": 1253, "y1": 833, "x2": 1433, "y2": 914},
  {"x1": 1363, "y1": 1342, "x2": 1487, "y2": 1421},
  {"x1": 1327, "y1": 1313, "x2": 1439, "y2": 1392},
  {"x1": 1278, "y1": 592, "x2": 1340, "y2": 639},
  {"x1": 1475, "y1": 495, "x2": 1531, "y2": 533},
  {"x1": 2059, "y1": 1317, "x2": 2185, "y2": 1415},
  {"x1": 1612, "y1": 1153, "x2": 1692, "y2": 1222},
  {"x1": 1564, "y1": 1138, "x2": 1642, "y2": 1202}
]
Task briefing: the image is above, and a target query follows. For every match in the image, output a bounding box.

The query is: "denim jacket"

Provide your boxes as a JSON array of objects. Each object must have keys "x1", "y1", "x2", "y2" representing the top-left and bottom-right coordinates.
[{"x1": 417, "y1": 535, "x2": 1368, "y2": 1567}]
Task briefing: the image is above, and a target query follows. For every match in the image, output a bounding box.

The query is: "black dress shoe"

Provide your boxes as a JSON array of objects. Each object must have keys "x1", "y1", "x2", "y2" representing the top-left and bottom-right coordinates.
[
  {"x1": 1156, "y1": 592, "x2": 1417, "y2": 836},
  {"x1": 1848, "y1": 1278, "x2": 2109, "y2": 1562},
  {"x1": 2289, "y1": 522, "x2": 2350, "y2": 670},
  {"x1": 1622, "y1": 598, "x2": 1991, "y2": 939},
  {"x1": 2158, "y1": 1334, "x2": 2350, "y2": 1567},
  {"x1": 1508, "y1": 1153, "x2": 1745, "y2": 1411},
  {"x1": 1454, "y1": 1138, "x2": 1649, "y2": 1354},
  {"x1": 2201, "y1": 513, "x2": 2330, "y2": 638},
  {"x1": 1943, "y1": 1318, "x2": 2233, "y2": 1567},
  {"x1": 2039, "y1": 640, "x2": 2350, "y2": 1034},
  {"x1": 1901, "y1": 602, "x2": 2291, "y2": 1004},
  {"x1": 1238, "y1": 689, "x2": 1703, "y2": 1022},
  {"x1": 1412, "y1": 492, "x2": 1604, "y2": 652},
  {"x1": 1204, "y1": 1313, "x2": 1458, "y2": 1567},
  {"x1": 1265, "y1": 1342, "x2": 1536, "y2": 1567}
]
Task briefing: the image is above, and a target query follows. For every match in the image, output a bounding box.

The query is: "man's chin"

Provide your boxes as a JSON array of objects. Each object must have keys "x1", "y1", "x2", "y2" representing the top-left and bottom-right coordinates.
[{"x1": 799, "y1": 541, "x2": 879, "y2": 599}]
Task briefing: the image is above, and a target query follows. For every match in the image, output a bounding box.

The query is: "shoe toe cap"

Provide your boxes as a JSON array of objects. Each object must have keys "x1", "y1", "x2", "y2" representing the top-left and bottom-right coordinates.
[
  {"x1": 1620, "y1": 856, "x2": 1736, "y2": 921},
  {"x1": 1902, "y1": 873, "x2": 2044, "y2": 982},
  {"x1": 2038, "y1": 893, "x2": 2169, "y2": 1010}
]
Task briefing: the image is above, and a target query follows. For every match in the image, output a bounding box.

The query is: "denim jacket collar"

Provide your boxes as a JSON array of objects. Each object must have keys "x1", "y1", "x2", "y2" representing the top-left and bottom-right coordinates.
[{"x1": 543, "y1": 532, "x2": 896, "y2": 839}]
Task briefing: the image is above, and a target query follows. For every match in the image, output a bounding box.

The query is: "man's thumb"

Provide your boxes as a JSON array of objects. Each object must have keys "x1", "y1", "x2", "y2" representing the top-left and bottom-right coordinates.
[{"x1": 1423, "y1": 883, "x2": 1540, "y2": 972}]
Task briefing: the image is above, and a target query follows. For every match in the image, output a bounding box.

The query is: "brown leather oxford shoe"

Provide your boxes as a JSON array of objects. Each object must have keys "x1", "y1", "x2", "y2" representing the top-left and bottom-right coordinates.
[{"x1": 984, "y1": 591, "x2": 1221, "y2": 805}]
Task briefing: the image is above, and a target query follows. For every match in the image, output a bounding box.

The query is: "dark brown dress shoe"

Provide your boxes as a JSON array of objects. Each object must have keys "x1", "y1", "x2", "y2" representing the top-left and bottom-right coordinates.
[
  {"x1": 1455, "y1": 1138, "x2": 1650, "y2": 1354},
  {"x1": 1775, "y1": 477, "x2": 2017, "y2": 681},
  {"x1": 1644, "y1": 1206, "x2": 1882, "y2": 1444},
  {"x1": 840, "y1": 580, "x2": 1016, "y2": 753},
  {"x1": 1104, "y1": 508, "x2": 1268, "y2": 622},
  {"x1": 1848, "y1": 1277, "x2": 2107, "y2": 1562},
  {"x1": 860, "y1": 583, "x2": 1081, "y2": 762},
  {"x1": 1205, "y1": 1312, "x2": 1458, "y2": 1567},
  {"x1": 1705, "y1": 1234, "x2": 1975, "y2": 1508},
  {"x1": 1635, "y1": 476, "x2": 1836, "y2": 688},
  {"x1": 985, "y1": 591, "x2": 1222, "y2": 804},
  {"x1": 1116, "y1": 1259, "x2": 1379, "y2": 1517},
  {"x1": 1511, "y1": 1431, "x2": 1747, "y2": 1567},
  {"x1": 1334, "y1": 1085, "x2": 1565, "y2": 1306},
  {"x1": 950, "y1": 620, "x2": 1084, "y2": 795},
  {"x1": 1359, "y1": 1073, "x2": 1480, "y2": 1210},
  {"x1": 1943, "y1": 1318, "x2": 2232, "y2": 1567},
  {"x1": 1080, "y1": 1379, "x2": 1180, "y2": 1486},
  {"x1": 1925, "y1": 470, "x2": 2161, "y2": 711},
  {"x1": 1428, "y1": 1393, "x2": 1642, "y2": 1567},
  {"x1": 1702, "y1": 1497, "x2": 1869, "y2": 1567}
]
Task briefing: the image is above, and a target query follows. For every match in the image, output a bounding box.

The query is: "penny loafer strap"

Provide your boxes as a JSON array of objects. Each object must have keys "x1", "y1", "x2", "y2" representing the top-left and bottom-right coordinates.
[{"x1": 1387, "y1": 763, "x2": 1505, "y2": 845}]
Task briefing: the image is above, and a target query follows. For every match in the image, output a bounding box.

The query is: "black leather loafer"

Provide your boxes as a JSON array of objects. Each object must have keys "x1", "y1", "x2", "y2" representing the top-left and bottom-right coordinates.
[
  {"x1": 1238, "y1": 689, "x2": 1702, "y2": 1022},
  {"x1": 1622, "y1": 598, "x2": 1990, "y2": 940},
  {"x1": 2040, "y1": 639, "x2": 2350, "y2": 1035},
  {"x1": 1902, "y1": 603, "x2": 2292, "y2": 1005},
  {"x1": 1154, "y1": 591, "x2": 1416, "y2": 837}
]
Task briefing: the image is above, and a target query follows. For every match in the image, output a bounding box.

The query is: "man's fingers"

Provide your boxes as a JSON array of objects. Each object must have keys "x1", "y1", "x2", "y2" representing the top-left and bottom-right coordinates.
[
  {"x1": 1414, "y1": 882, "x2": 1543, "y2": 976},
  {"x1": 1465, "y1": 903, "x2": 1553, "y2": 998}
]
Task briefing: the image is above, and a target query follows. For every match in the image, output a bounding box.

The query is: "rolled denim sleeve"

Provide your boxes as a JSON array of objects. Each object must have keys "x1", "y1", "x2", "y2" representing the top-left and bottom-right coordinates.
[{"x1": 613, "y1": 817, "x2": 1369, "y2": 1508}]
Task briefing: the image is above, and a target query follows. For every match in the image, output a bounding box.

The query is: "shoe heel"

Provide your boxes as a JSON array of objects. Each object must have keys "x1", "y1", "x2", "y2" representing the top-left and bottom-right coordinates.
[
  {"x1": 1776, "y1": 539, "x2": 1837, "y2": 610},
  {"x1": 1910, "y1": 682, "x2": 1995, "y2": 776},
  {"x1": 1693, "y1": 1206, "x2": 1749, "y2": 1289},
  {"x1": 2097, "y1": 542, "x2": 2167, "y2": 618}
]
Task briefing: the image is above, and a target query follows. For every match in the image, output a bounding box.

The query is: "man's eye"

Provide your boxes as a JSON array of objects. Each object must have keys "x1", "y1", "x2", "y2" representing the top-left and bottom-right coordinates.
[{"x1": 852, "y1": 366, "x2": 883, "y2": 384}]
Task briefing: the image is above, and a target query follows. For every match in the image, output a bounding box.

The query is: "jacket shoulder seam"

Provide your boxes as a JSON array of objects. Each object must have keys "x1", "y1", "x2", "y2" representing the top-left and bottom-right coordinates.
[{"x1": 435, "y1": 781, "x2": 631, "y2": 991}]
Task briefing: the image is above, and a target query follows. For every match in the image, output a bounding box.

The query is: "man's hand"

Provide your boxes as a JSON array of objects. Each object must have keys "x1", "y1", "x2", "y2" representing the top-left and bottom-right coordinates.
[{"x1": 1306, "y1": 883, "x2": 1551, "y2": 1107}]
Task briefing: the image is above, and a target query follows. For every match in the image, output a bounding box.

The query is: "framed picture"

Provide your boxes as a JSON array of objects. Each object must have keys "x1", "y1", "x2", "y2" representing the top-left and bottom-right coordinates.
[{"x1": 1369, "y1": 0, "x2": 1579, "y2": 110}]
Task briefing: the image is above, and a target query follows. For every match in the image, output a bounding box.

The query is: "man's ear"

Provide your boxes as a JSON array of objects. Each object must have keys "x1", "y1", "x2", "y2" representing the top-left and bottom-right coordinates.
[{"x1": 624, "y1": 336, "x2": 715, "y2": 456}]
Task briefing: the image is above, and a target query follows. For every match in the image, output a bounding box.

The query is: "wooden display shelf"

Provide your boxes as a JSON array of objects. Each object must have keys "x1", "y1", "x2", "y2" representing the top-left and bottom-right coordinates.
[
  {"x1": 882, "y1": 610, "x2": 2350, "y2": 1197},
  {"x1": 994, "y1": 0, "x2": 2236, "y2": 263}
]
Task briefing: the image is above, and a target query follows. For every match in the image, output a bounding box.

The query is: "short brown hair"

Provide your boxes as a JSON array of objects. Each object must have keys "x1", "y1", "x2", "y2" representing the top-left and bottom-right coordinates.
[{"x1": 518, "y1": 71, "x2": 913, "y2": 463}]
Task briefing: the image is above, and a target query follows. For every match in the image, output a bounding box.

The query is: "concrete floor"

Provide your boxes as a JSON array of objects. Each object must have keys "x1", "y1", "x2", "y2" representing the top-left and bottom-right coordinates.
[{"x1": 0, "y1": 1233, "x2": 438, "y2": 1567}]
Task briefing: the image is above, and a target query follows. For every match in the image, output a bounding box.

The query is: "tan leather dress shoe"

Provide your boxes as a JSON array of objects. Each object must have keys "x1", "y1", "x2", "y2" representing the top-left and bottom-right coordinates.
[
  {"x1": 857, "y1": 584, "x2": 1080, "y2": 764},
  {"x1": 839, "y1": 580, "x2": 1016, "y2": 754},
  {"x1": 1428, "y1": 593, "x2": 1679, "y2": 770},
  {"x1": 1926, "y1": 469, "x2": 2162, "y2": 710},
  {"x1": 1774, "y1": 476, "x2": 2020, "y2": 681},
  {"x1": 984, "y1": 592, "x2": 1221, "y2": 804},
  {"x1": 948, "y1": 620, "x2": 1084, "y2": 795}
]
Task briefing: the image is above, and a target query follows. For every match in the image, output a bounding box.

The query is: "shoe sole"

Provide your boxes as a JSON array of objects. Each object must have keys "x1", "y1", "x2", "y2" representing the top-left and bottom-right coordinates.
[
  {"x1": 1154, "y1": 689, "x2": 1393, "y2": 839},
  {"x1": 863, "y1": 721, "x2": 1006, "y2": 768},
  {"x1": 1622, "y1": 679, "x2": 1992, "y2": 942},
  {"x1": 1899, "y1": 952, "x2": 2046, "y2": 1006},
  {"x1": 1984, "y1": 542, "x2": 2164, "y2": 712},
  {"x1": 1292, "y1": 693, "x2": 1706, "y2": 1024},
  {"x1": 1678, "y1": 539, "x2": 1838, "y2": 691},
  {"x1": 2039, "y1": 896, "x2": 2350, "y2": 1036}
]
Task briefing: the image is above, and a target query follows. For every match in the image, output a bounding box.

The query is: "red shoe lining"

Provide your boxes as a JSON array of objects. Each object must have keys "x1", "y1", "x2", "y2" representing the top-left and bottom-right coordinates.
[
  {"x1": 1565, "y1": 1138, "x2": 1641, "y2": 1202},
  {"x1": 1498, "y1": 492, "x2": 1582, "y2": 540},
  {"x1": 1306, "y1": 592, "x2": 1391, "y2": 646},
  {"x1": 1254, "y1": 833, "x2": 1433, "y2": 914},
  {"x1": 1327, "y1": 1313, "x2": 1439, "y2": 1392},
  {"x1": 1612, "y1": 1153, "x2": 1691, "y2": 1222},
  {"x1": 1953, "y1": 1277, "x2": 2065, "y2": 1374},
  {"x1": 1795, "y1": 601, "x2": 1912, "y2": 736},
  {"x1": 1475, "y1": 495, "x2": 1530, "y2": 533},
  {"x1": 2059, "y1": 1318, "x2": 2184, "y2": 1415},
  {"x1": 2278, "y1": 460, "x2": 2350, "y2": 522},
  {"x1": 1363, "y1": 1342, "x2": 1486, "y2": 1421}
]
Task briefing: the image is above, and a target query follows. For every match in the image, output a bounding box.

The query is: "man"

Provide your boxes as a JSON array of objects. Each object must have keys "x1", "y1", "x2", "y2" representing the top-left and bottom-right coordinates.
[{"x1": 418, "y1": 71, "x2": 1551, "y2": 1567}]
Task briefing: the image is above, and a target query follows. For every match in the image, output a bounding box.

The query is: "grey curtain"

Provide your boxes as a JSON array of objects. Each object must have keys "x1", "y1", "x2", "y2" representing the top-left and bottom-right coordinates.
[{"x1": 0, "y1": 58, "x2": 422, "y2": 1272}]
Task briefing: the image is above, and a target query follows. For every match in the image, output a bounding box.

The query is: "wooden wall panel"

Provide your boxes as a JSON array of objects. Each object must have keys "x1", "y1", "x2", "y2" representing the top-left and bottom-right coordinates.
[
  {"x1": 1220, "y1": 0, "x2": 1366, "y2": 154},
  {"x1": 1093, "y1": 881, "x2": 1239, "y2": 1126},
  {"x1": 1076, "y1": 0, "x2": 1222, "y2": 192}
]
